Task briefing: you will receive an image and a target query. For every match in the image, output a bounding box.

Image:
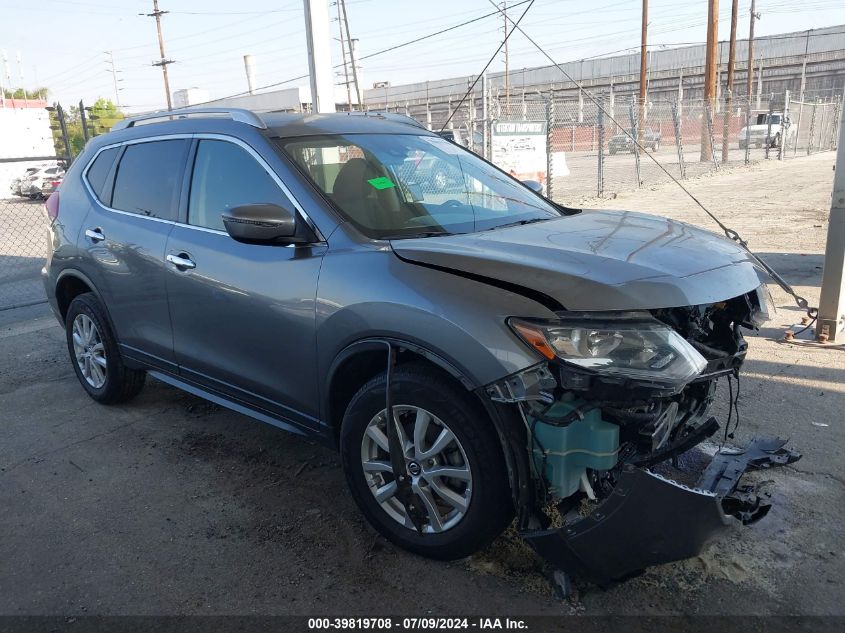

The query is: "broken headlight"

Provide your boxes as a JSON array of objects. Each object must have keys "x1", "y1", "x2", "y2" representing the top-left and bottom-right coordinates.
[{"x1": 509, "y1": 313, "x2": 707, "y2": 386}]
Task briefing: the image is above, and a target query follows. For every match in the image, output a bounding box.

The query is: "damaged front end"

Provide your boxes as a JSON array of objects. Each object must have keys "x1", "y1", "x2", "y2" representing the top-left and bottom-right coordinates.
[{"x1": 484, "y1": 287, "x2": 801, "y2": 587}]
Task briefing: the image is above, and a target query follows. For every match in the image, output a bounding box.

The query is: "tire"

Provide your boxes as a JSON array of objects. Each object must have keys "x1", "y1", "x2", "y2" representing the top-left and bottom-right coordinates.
[
  {"x1": 340, "y1": 363, "x2": 513, "y2": 560},
  {"x1": 65, "y1": 292, "x2": 146, "y2": 404}
]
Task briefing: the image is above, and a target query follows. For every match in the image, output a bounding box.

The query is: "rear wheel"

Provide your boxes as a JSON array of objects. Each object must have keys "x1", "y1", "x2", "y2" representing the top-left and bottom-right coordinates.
[
  {"x1": 340, "y1": 364, "x2": 512, "y2": 560},
  {"x1": 65, "y1": 293, "x2": 146, "y2": 404}
]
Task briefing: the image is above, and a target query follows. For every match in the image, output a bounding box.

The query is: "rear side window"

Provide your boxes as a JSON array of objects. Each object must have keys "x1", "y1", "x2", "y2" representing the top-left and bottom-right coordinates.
[
  {"x1": 111, "y1": 140, "x2": 189, "y2": 220},
  {"x1": 188, "y1": 139, "x2": 289, "y2": 231},
  {"x1": 85, "y1": 147, "x2": 119, "y2": 202}
]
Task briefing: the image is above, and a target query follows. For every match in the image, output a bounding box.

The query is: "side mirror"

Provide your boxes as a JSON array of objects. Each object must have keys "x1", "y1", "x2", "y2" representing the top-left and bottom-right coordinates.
[
  {"x1": 521, "y1": 180, "x2": 544, "y2": 195},
  {"x1": 222, "y1": 203, "x2": 307, "y2": 245}
]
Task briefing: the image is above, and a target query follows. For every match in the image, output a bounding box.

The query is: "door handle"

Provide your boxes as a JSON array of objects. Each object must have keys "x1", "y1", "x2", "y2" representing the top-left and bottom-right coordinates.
[
  {"x1": 85, "y1": 227, "x2": 105, "y2": 243},
  {"x1": 166, "y1": 252, "x2": 196, "y2": 270}
]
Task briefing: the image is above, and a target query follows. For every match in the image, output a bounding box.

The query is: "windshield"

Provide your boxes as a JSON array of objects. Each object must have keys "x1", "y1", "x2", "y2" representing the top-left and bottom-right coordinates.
[{"x1": 279, "y1": 133, "x2": 562, "y2": 239}]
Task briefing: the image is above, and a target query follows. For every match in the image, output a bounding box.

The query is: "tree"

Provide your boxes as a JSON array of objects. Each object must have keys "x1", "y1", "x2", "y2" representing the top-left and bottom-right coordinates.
[
  {"x1": 2, "y1": 87, "x2": 49, "y2": 99},
  {"x1": 51, "y1": 98, "x2": 126, "y2": 157}
]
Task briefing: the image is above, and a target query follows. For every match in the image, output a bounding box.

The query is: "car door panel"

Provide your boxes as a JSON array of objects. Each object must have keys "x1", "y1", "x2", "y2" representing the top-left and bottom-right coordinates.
[
  {"x1": 164, "y1": 137, "x2": 326, "y2": 430},
  {"x1": 165, "y1": 230, "x2": 326, "y2": 427}
]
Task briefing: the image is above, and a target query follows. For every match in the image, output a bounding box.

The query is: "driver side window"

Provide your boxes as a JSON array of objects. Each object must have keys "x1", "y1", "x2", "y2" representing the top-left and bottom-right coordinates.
[{"x1": 188, "y1": 139, "x2": 289, "y2": 231}]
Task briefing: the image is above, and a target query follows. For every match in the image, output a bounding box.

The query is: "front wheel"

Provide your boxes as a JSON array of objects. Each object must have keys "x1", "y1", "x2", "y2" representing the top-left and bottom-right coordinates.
[
  {"x1": 65, "y1": 293, "x2": 146, "y2": 404},
  {"x1": 340, "y1": 364, "x2": 513, "y2": 560}
]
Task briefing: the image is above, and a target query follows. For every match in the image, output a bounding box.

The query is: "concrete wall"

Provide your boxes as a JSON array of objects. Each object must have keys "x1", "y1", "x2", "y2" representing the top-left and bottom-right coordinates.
[{"x1": 0, "y1": 104, "x2": 55, "y2": 194}]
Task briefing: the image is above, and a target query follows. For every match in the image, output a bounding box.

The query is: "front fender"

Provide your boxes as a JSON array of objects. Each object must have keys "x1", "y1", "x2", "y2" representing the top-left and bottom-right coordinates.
[{"x1": 315, "y1": 247, "x2": 556, "y2": 419}]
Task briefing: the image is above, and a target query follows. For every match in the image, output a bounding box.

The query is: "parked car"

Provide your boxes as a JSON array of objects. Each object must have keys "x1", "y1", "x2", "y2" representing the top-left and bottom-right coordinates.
[
  {"x1": 43, "y1": 108, "x2": 797, "y2": 586},
  {"x1": 608, "y1": 127, "x2": 661, "y2": 154},
  {"x1": 738, "y1": 111, "x2": 794, "y2": 149},
  {"x1": 10, "y1": 167, "x2": 40, "y2": 197},
  {"x1": 28, "y1": 166, "x2": 65, "y2": 200},
  {"x1": 41, "y1": 173, "x2": 63, "y2": 199}
]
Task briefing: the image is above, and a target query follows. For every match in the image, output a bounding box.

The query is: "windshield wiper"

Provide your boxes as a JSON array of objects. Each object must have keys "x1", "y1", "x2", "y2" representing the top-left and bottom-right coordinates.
[
  {"x1": 491, "y1": 217, "x2": 551, "y2": 230},
  {"x1": 381, "y1": 231, "x2": 451, "y2": 240}
]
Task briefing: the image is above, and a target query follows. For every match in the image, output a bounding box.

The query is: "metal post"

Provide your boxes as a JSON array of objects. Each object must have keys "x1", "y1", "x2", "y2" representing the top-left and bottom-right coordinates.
[
  {"x1": 793, "y1": 98, "x2": 804, "y2": 156},
  {"x1": 722, "y1": 0, "x2": 738, "y2": 163},
  {"x1": 597, "y1": 98, "x2": 605, "y2": 197},
  {"x1": 705, "y1": 101, "x2": 719, "y2": 170},
  {"x1": 744, "y1": 96, "x2": 751, "y2": 164},
  {"x1": 765, "y1": 98, "x2": 774, "y2": 159},
  {"x1": 701, "y1": 0, "x2": 719, "y2": 162},
  {"x1": 79, "y1": 100, "x2": 89, "y2": 143},
  {"x1": 817, "y1": 102, "x2": 845, "y2": 342},
  {"x1": 779, "y1": 90, "x2": 789, "y2": 160},
  {"x1": 546, "y1": 95, "x2": 555, "y2": 201},
  {"x1": 639, "y1": 0, "x2": 648, "y2": 148},
  {"x1": 56, "y1": 103, "x2": 73, "y2": 165},
  {"x1": 630, "y1": 97, "x2": 642, "y2": 187},
  {"x1": 481, "y1": 74, "x2": 488, "y2": 159},
  {"x1": 303, "y1": 0, "x2": 336, "y2": 113},
  {"x1": 756, "y1": 56, "x2": 763, "y2": 110},
  {"x1": 808, "y1": 99, "x2": 819, "y2": 155},
  {"x1": 671, "y1": 99, "x2": 686, "y2": 179}
]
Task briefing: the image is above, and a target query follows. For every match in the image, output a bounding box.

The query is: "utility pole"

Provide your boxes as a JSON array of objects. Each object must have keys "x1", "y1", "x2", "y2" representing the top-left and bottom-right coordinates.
[
  {"x1": 799, "y1": 29, "x2": 812, "y2": 102},
  {"x1": 721, "y1": 0, "x2": 738, "y2": 162},
  {"x1": 146, "y1": 0, "x2": 173, "y2": 111},
  {"x1": 746, "y1": 0, "x2": 757, "y2": 103},
  {"x1": 304, "y1": 0, "x2": 336, "y2": 113},
  {"x1": 334, "y1": 0, "x2": 353, "y2": 109},
  {"x1": 701, "y1": 0, "x2": 719, "y2": 161},
  {"x1": 339, "y1": 0, "x2": 361, "y2": 110},
  {"x1": 502, "y1": 1, "x2": 510, "y2": 106},
  {"x1": 105, "y1": 51, "x2": 122, "y2": 109},
  {"x1": 817, "y1": 103, "x2": 845, "y2": 342},
  {"x1": 638, "y1": 0, "x2": 648, "y2": 146}
]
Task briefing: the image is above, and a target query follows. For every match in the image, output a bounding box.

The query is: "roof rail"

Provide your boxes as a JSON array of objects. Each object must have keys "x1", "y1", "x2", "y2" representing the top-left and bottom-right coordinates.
[
  {"x1": 111, "y1": 107, "x2": 267, "y2": 131},
  {"x1": 345, "y1": 111, "x2": 428, "y2": 130}
]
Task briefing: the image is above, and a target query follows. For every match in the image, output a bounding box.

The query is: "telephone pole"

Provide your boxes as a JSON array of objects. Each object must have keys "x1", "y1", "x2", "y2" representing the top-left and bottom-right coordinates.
[
  {"x1": 146, "y1": 0, "x2": 173, "y2": 110},
  {"x1": 339, "y1": 0, "x2": 362, "y2": 109},
  {"x1": 502, "y1": 1, "x2": 510, "y2": 105},
  {"x1": 105, "y1": 51, "x2": 122, "y2": 109},
  {"x1": 639, "y1": 0, "x2": 648, "y2": 145},
  {"x1": 334, "y1": 1, "x2": 353, "y2": 109},
  {"x1": 746, "y1": 0, "x2": 757, "y2": 102},
  {"x1": 721, "y1": 0, "x2": 738, "y2": 162},
  {"x1": 701, "y1": 0, "x2": 719, "y2": 161}
]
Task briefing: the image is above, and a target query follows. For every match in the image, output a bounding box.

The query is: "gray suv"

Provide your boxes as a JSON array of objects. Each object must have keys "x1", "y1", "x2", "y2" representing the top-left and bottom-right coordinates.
[{"x1": 43, "y1": 108, "x2": 797, "y2": 586}]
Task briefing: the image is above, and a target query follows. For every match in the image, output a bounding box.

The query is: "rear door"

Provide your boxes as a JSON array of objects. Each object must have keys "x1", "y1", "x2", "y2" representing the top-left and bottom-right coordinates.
[
  {"x1": 80, "y1": 138, "x2": 190, "y2": 370},
  {"x1": 164, "y1": 136, "x2": 327, "y2": 429}
]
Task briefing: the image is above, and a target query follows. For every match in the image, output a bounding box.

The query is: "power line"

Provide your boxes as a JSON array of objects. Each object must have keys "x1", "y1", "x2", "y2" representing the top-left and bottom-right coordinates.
[
  {"x1": 439, "y1": 0, "x2": 536, "y2": 132},
  {"x1": 486, "y1": 0, "x2": 814, "y2": 316}
]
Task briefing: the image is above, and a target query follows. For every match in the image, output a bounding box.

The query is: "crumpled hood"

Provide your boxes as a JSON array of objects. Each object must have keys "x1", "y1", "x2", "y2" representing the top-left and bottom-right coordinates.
[{"x1": 391, "y1": 209, "x2": 765, "y2": 311}]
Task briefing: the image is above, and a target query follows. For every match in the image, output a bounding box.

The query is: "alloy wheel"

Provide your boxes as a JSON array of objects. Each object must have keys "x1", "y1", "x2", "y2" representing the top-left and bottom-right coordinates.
[
  {"x1": 360, "y1": 405, "x2": 473, "y2": 533},
  {"x1": 72, "y1": 314, "x2": 107, "y2": 388}
]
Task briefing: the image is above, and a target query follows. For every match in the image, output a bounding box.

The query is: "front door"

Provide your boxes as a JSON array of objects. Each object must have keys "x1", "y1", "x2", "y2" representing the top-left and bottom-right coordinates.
[{"x1": 164, "y1": 137, "x2": 326, "y2": 430}]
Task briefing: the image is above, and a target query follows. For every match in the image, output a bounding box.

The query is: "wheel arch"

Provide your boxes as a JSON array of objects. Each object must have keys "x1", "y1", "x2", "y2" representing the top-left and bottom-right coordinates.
[
  {"x1": 324, "y1": 337, "x2": 477, "y2": 446},
  {"x1": 55, "y1": 269, "x2": 101, "y2": 321}
]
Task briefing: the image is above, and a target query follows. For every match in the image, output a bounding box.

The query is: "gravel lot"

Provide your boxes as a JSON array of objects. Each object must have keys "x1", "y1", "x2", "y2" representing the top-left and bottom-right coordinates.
[{"x1": 0, "y1": 152, "x2": 842, "y2": 617}]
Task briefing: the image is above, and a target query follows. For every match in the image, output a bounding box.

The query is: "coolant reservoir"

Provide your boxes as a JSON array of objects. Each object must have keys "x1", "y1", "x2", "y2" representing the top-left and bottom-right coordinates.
[{"x1": 530, "y1": 401, "x2": 619, "y2": 498}]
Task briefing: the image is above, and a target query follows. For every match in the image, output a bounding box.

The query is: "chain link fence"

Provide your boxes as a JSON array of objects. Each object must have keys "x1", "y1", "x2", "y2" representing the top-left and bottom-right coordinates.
[
  {"x1": 388, "y1": 88, "x2": 842, "y2": 205},
  {"x1": 0, "y1": 170, "x2": 53, "y2": 310}
]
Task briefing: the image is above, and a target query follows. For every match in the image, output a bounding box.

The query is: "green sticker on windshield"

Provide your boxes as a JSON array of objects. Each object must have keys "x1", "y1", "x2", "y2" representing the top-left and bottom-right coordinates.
[{"x1": 367, "y1": 176, "x2": 396, "y2": 190}]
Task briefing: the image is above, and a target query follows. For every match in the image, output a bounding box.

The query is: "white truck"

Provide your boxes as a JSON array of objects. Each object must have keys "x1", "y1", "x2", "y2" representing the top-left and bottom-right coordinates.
[{"x1": 738, "y1": 111, "x2": 794, "y2": 149}]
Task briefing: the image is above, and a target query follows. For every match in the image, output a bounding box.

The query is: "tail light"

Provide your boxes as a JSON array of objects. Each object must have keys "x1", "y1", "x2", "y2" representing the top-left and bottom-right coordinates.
[{"x1": 45, "y1": 191, "x2": 60, "y2": 222}]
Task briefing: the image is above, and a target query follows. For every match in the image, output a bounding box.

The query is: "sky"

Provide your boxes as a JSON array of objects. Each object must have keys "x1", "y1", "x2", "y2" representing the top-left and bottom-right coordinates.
[{"x1": 2, "y1": 0, "x2": 845, "y2": 113}]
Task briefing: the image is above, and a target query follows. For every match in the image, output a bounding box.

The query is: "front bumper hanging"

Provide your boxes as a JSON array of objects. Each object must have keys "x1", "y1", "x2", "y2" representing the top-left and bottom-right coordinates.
[{"x1": 521, "y1": 436, "x2": 801, "y2": 587}]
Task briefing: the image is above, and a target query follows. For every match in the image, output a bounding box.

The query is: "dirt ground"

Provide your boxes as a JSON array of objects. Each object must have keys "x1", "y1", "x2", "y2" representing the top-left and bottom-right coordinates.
[{"x1": 0, "y1": 152, "x2": 843, "y2": 617}]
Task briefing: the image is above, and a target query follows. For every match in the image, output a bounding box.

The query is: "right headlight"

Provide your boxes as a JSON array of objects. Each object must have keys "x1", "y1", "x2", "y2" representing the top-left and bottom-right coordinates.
[{"x1": 509, "y1": 313, "x2": 707, "y2": 386}]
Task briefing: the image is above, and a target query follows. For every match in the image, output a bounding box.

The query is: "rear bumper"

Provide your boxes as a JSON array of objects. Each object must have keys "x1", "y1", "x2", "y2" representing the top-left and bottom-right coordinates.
[{"x1": 521, "y1": 436, "x2": 801, "y2": 586}]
